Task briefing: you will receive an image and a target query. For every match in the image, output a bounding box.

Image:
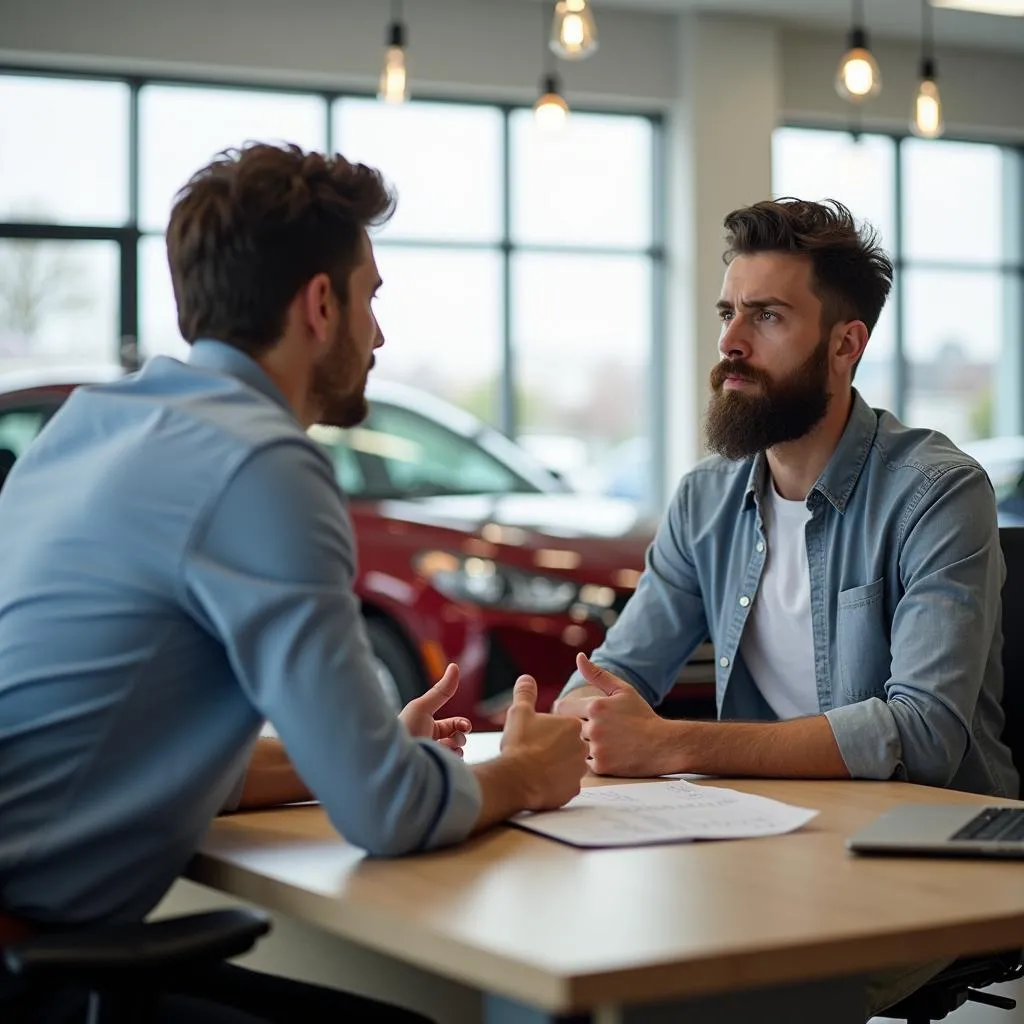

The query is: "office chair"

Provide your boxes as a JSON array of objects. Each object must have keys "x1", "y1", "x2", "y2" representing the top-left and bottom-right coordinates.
[
  {"x1": 0, "y1": 447, "x2": 16, "y2": 493},
  {"x1": 878, "y1": 526, "x2": 1024, "y2": 1024},
  {"x1": 3, "y1": 907, "x2": 271, "y2": 1023}
]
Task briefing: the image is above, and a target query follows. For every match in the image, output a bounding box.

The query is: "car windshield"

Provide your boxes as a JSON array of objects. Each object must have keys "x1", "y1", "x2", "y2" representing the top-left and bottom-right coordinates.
[{"x1": 309, "y1": 401, "x2": 551, "y2": 500}]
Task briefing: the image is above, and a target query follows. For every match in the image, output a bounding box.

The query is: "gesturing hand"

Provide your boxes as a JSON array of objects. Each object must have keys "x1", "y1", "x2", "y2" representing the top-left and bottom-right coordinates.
[
  {"x1": 500, "y1": 674, "x2": 588, "y2": 811},
  {"x1": 399, "y1": 663, "x2": 472, "y2": 757}
]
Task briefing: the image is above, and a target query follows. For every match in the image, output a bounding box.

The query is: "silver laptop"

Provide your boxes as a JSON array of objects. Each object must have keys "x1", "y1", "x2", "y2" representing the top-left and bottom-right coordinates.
[{"x1": 847, "y1": 805, "x2": 1024, "y2": 858}]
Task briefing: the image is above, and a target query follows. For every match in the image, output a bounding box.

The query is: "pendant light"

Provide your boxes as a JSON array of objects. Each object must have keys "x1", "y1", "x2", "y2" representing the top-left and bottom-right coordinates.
[
  {"x1": 549, "y1": 0, "x2": 599, "y2": 61},
  {"x1": 379, "y1": 0, "x2": 409, "y2": 104},
  {"x1": 836, "y1": 0, "x2": 881, "y2": 103},
  {"x1": 535, "y1": 3, "x2": 569, "y2": 133},
  {"x1": 911, "y1": 0, "x2": 944, "y2": 138}
]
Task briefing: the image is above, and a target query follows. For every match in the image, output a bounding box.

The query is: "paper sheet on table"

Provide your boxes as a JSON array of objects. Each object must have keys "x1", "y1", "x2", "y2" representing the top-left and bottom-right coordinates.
[{"x1": 512, "y1": 779, "x2": 818, "y2": 848}]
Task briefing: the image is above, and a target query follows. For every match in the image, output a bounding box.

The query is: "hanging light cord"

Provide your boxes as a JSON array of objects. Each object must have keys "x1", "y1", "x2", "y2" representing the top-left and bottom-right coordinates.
[
  {"x1": 922, "y1": 0, "x2": 934, "y2": 64},
  {"x1": 543, "y1": 1, "x2": 556, "y2": 76}
]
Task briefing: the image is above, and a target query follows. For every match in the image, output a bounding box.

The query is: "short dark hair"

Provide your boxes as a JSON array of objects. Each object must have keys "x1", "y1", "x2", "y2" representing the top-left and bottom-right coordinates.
[
  {"x1": 166, "y1": 142, "x2": 395, "y2": 356},
  {"x1": 722, "y1": 198, "x2": 893, "y2": 335}
]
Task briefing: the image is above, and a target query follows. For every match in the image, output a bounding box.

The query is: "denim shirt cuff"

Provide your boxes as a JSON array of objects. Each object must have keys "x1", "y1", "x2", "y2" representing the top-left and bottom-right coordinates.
[
  {"x1": 558, "y1": 670, "x2": 589, "y2": 701},
  {"x1": 417, "y1": 740, "x2": 483, "y2": 849},
  {"x1": 825, "y1": 699, "x2": 905, "y2": 781}
]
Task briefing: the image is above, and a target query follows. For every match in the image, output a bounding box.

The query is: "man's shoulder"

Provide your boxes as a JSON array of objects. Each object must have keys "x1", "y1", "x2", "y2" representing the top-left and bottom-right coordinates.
[
  {"x1": 870, "y1": 408, "x2": 985, "y2": 483},
  {"x1": 83, "y1": 357, "x2": 312, "y2": 456},
  {"x1": 679, "y1": 453, "x2": 754, "y2": 494},
  {"x1": 667, "y1": 453, "x2": 754, "y2": 530}
]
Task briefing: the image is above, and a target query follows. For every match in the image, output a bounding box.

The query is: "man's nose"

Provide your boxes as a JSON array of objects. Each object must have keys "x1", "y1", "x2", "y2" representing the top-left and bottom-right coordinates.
[{"x1": 718, "y1": 316, "x2": 752, "y2": 361}]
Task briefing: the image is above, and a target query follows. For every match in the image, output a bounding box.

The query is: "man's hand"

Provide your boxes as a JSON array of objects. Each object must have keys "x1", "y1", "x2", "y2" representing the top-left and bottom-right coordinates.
[
  {"x1": 399, "y1": 663, "x2": 472, "y2": 757},
  {"x1": 564, "y1": 653, "x2": 676, "y2": 777},
  {"x1": 498, "y1": 674, "x2": 588, "y2": 811}
]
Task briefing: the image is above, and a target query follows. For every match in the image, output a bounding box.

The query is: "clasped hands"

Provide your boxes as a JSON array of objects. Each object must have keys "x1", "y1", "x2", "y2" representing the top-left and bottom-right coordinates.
[{"x1": 554, "y1": 653, "x2": 675, "y2": 777}]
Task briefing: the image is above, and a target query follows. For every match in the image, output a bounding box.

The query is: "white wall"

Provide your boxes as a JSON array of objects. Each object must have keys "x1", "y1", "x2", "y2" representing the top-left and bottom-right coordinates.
[
  {"x1": 0, "y1": 0, "x2": 674, "y2": 109},
  {"x1": 782, "y1": 28, "x2": 1024, "y2": 144},
  {"x1": 663, "y1": 12, "x2": 779, "y2": 483}
]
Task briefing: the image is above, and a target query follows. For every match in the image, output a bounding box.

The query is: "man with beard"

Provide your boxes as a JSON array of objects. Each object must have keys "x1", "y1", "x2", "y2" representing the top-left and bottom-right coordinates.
[
  {"x1": 555, "y1": 197, "x2": 1015, "y2": 795},
  {"x1": 553, "y1": 198, "x2": 1018, "y2": 1016},
  {"x1": 0, "y1": 143, "x2": 587, "y2": 1024}
]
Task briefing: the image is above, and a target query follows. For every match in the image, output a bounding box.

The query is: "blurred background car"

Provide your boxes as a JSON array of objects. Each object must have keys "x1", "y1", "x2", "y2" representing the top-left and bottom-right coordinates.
[{"x1": 0, "y1": 366, "x2": 715, "y2": 730}]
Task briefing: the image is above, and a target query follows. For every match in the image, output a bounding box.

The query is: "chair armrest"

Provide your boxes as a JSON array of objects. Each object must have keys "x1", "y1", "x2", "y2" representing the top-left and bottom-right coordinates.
[{"x1": 3, "y1": 909, "x2": 271, "y2": 987}]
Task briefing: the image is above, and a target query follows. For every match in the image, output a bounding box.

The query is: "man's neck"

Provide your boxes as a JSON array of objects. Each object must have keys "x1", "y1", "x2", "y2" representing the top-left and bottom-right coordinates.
[
  {"x1": 765, "y1": 389, "x2": 854, "y2": 501},
  {"x1": 256, "y1": 346, "x2": 316, "y2": 429}
]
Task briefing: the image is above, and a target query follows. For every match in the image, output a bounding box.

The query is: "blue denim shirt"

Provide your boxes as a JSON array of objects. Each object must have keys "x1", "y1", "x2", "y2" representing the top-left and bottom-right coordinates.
[{"x1": 564, "y1": 392, "x2": 1018, "y2": 798}]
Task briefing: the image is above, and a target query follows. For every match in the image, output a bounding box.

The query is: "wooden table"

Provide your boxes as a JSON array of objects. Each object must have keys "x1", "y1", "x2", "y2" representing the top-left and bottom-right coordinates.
[{"x1": 188, "y1": 734, "x2": 1024, "y2": 1023}]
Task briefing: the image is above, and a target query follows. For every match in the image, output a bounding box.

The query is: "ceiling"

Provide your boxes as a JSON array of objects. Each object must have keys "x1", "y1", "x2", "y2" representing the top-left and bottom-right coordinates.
[{"x1": 587, "y1": 0, "x2": 1024, "y2": 52}]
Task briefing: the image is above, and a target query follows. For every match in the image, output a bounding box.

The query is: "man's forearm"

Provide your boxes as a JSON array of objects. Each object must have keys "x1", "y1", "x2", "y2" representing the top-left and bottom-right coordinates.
[
  {"x1": 237, "y1": 736, "x2": 314, "y2": 809},
  {"x1": 469, "y1": 756, "x2": 533, "y2": 835},
  {"x1": 661, "y1": 714, "x2": 852, "y2": 778}
]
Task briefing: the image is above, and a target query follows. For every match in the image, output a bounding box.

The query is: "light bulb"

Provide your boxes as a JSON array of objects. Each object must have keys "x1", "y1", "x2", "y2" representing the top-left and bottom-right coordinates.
[
  {"x1": 550, "y1": 0, "x2": 598, "y2": 61},
  {"x1": 534, "y1": 76, "x2": 569, "y2": 133},
  {"x1": 379, "y1": 23, "x2": 408, "y2": 104},
  {"x1": 835, "y1": 29, "x2": 881, "y2": 102},
  {"x1": 911, "y1": 65, "x2": 944, "y2": 138},
  {"x1": 931, "y1": 0, "x2": 1024, "y2": 13}
]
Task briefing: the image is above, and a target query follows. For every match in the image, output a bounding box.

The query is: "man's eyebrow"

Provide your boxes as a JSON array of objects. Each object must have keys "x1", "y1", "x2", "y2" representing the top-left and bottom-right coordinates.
[
  {"x1": 715, "y1": 296, "x2": 793, "y2": 313},
  {"x1": 736, "y1": 296, "x2": 793, "y2": 310}
]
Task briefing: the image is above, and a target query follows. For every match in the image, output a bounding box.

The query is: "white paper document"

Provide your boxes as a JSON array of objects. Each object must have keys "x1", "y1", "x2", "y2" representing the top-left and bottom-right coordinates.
[{"x1": 512, "y1": 779, "x2": 819, "y2": 848}]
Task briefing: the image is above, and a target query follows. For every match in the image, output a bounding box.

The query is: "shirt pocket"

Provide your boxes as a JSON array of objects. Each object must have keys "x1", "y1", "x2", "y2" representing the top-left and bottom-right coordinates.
[{"x1": 836, "y1": 578, "x2": 891, "y2": 702}]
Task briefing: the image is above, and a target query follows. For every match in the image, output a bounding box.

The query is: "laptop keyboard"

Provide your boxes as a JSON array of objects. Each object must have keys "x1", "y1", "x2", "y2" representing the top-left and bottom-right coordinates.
[{"x1": 950, "y1": 807, "x2": 1024, "y2": 843}]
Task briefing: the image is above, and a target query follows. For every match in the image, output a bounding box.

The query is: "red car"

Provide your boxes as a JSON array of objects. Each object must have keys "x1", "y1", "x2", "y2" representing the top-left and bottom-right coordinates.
[{"x1": 0, "y1": 366, "x2": 717, "y2": 729}]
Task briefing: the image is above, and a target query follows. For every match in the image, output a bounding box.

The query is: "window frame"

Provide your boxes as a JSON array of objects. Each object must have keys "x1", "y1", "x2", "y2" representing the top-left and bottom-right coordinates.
[
  {"x1": 776, "y1": 122, "x2": 1024, "y2": 435},
  {"x1": 0, "y1": 64, "x2": 668, "y2": 507}
]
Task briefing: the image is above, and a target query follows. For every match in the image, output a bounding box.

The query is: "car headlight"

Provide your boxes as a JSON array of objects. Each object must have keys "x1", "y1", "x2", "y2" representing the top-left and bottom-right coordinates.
[{"x1": 413, "y1": 551, "x2": 579, "y2": 614}]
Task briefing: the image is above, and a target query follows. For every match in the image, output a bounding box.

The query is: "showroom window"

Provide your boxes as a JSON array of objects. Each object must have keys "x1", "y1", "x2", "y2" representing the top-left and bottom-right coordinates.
[
  {"x1": 773, "y1": 126, "x2": 1024, "y2": 446},
  {"x1": 0, "y1": 70, "x2": 663, "y2": 506}
]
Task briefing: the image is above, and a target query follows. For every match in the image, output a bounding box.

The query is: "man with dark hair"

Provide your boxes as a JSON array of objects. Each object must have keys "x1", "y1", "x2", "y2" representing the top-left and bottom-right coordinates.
[
  {"x1": 555, "y1": 197, "x2": 1017, "y2": 1014},
  {"x1": 0, "y1": 143, "x2": 587, "y2": 1023}
]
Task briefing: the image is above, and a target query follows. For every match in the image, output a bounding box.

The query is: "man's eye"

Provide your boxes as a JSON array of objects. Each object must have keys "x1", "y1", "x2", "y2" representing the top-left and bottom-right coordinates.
[
  {"x1": 718, "y1": 310, "x2": 733, "y2": 322},
  {"x1": 758, "y1": 310, "x2": 778, "y2": 322}
]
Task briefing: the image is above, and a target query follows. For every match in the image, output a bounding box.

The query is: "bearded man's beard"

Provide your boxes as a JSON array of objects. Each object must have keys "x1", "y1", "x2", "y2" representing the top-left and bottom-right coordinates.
[
  {"x1": 312, "y1": 325, "x2": 373, "y2": 429},
  {"x1": 704, "y1": 337, "x2": 831, "y2": 461}
]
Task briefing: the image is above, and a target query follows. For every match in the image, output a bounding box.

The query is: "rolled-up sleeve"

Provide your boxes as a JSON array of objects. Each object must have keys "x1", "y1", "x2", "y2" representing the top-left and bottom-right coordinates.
[
  {"x1": 825, "y1": 464, "x2": 1002, "y2": 787},
  {"x1": 559, "y1": 478, "x2": 709, "y2": 705},
  {"x1": 181, "y1": 439, "x2": 481, "y2": 854}
]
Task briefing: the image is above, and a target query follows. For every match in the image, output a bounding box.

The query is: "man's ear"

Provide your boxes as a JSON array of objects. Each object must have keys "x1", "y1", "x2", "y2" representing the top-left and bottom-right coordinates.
[
  {"x1": 834, "y1": 319, "x2": 869, "y2": 374},
  {"x1": 300, "y1": 273, "x2": 335, "y2": 350}
]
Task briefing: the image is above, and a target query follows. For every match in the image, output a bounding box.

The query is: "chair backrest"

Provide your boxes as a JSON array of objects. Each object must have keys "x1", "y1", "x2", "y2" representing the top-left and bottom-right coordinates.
[{"x1": 997, "y1": 527, "x2": 1024, "y2": 797}]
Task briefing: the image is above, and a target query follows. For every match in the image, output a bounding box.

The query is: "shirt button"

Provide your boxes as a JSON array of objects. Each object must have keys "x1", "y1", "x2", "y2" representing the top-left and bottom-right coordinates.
[
  {"x1": 739, "y1": 595, "x2": 750, "y2": 607},
  {"x1": 719, "y1": 656, "x2": 730, "y2": 668},
  {"x1": 756, "y1": 541, "x2": 765, "y2": 553}
]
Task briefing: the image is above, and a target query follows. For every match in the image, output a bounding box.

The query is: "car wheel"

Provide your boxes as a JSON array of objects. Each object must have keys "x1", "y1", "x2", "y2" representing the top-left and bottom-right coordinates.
[{"x1": 364, "y1": 618, "x2": 425, "y2": 712}]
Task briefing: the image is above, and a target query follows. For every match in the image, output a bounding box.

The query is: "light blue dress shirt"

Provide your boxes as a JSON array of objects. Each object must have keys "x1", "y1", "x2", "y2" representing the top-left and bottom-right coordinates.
[
  {"x1": 563, "y1": 392, "x2": 1019, "y2": 798},
  {"x1": 0, "y1": 340, "x2": 481, "y2": 926}
]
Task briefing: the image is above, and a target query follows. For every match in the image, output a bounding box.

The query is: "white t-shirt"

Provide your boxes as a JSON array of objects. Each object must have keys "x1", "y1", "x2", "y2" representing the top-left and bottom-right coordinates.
[{"x1": 739, "y1": 480, "x2": 819, "y2": 719}]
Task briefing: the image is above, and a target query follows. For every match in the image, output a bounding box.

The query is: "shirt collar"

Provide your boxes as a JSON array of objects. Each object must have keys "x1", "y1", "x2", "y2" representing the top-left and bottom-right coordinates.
[
  {"x1": 187, "y1": 339, "x2": 294, "y2": 419},
  {"x1": 741, "y1": 389, "x2": 878, "y2": 515},
  {"x1": 812, "y1": 389, "x2": 878, "y2": 514}
]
